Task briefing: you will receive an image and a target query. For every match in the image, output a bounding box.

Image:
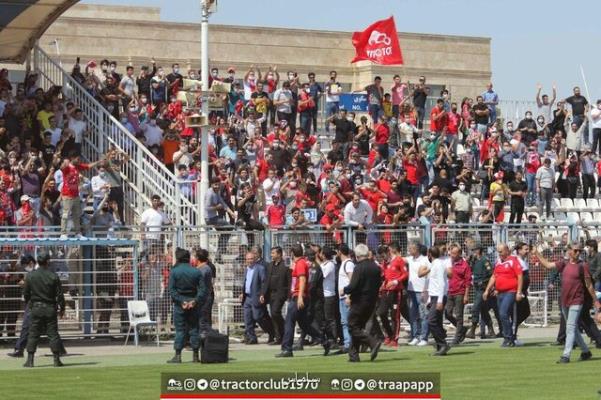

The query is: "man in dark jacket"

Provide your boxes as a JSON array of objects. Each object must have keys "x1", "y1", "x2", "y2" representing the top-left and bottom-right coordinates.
[
  {"x1": 240, "y1": 251, "x2": 273, "y2": 344},
  {"x1": 264, "y1": 247, "x2": 290, "y2": 345},
  {"x1": 193, "y1": 248, "x2": 215, "y2": 338},
  {"x1": 343, "y1": 244, "x2": 383, "y2": 362}
]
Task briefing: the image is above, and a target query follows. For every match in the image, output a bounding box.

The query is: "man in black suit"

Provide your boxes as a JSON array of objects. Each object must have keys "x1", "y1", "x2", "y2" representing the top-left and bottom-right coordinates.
[
  {"x1": 264, "y1": 247, "x2": 290, "y2": 345},
  {"x1": 343, "y1": 244, "x2": 383, "y2": 362},
  {"x1": 240, "y1": 251, "x2": 273, "y2": 344}
]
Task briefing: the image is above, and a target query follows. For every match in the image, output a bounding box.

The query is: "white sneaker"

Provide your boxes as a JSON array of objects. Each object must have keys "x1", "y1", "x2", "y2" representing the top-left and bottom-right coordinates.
[
  {"x1": 417, "y1": 340, "x2": 428, "y2": 347},
  {"x1": 408, "y1": 338, "x2": 419, "y2": 346},
  {"x1": 513, "y1": 339, "x2": 524, "y2": 347},
  {"x1": 76, "y1": 234, "x2": 88, "y2": 240},
  {"x1": 59, "y1": 234, "x2": 69, "y2": 241}
]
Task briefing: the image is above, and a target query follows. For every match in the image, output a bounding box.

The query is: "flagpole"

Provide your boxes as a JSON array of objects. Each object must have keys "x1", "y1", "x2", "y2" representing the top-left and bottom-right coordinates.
[{"x1": 580, "y1": 65, "x2": 593, "y2": 144}]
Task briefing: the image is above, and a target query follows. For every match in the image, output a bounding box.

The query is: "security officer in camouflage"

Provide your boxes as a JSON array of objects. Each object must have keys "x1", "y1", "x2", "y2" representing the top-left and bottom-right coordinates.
[
  {"x1": 167, "y1": 248, "x2": 207, "y2": 363},
  {"x1": 465, "y1": 243, "x2": 495, "y2": 339},
  {"x1": 23, "y1": 250, "x2": 65, "y2": 368}
]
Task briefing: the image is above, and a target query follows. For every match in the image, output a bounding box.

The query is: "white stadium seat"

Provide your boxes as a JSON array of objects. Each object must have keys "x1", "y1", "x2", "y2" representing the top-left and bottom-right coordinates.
[
  {"x1": 561, "y1": 198, "x2": 574, "y2": 209},
  {"x1": 553, "y1": 198, "x2": 562, "y2": 211},
  {"x1": 581, "y1": 212, "x2": 595, "y2": 223},
  {"x1": 586, "y1": 198, "x2": 599, "y2": 210},
  {"x1": 573, "y1": 198, "x2": 587, "y2": 211}
]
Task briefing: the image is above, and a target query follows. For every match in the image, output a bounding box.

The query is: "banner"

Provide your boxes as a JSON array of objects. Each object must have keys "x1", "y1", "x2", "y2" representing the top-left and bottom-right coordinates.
[{"x1": 351, "y1": 16, "x2": 404, "y2": 65}]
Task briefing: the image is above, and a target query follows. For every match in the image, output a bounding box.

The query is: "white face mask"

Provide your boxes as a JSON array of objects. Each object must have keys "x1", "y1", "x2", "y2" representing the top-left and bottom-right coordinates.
[
  {"x1": 129, "y1": 106, "x2": 136, "y2": 112},
  {"x1": 140, "y1": 98, "x2": 148, "y2": 104},
  {"x1": 305, "y1": 88, "x2": 311, "y2": 94},
  {"x1": 173, "y1": 68, "x2": 180, "y2": 74},
  {"x1": 211, "y1": 72, "x2": 218, "y2": 77},
  {"x1": 288, "y1": 74, "x2": 295, "y2": 80},
  {"x1": 110, "y1": 66, "x2": 116, "y2": 72},
  {"x1": 459, "y1": 184, "x2": 466, "y2": 191}
]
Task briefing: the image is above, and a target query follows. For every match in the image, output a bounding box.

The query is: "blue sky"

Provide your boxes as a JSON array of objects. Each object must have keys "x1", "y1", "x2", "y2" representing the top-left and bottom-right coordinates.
[{"x1": 82, "y1": 0, "x2": 600, "y2": 102}]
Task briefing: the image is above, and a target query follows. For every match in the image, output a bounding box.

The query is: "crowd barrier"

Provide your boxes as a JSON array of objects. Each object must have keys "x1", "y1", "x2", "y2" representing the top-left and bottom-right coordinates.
[{"x1": 0, "y1": 221, "x2": 592, "y2": 340}]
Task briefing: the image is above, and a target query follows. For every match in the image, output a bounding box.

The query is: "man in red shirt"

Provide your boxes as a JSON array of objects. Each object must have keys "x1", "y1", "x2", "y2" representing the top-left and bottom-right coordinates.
[
  {"x1": 276, "y1": 244, "x2": 329, "y2": 358},
  {"x1": 320, "y1": 204, "x2": 344, "y2": 245},
  {"x1": 534, "y1": 244, "x2": 601, "y2": 363},
  {"x1": 430, "y1": 98, "x2": 448, "y2": 134},
  {"x1": 373, "y1": 115, "x2": 390, "y2": 161},
  {"x1": 483, "y1": 244, "x2": 523, "y2": 347},
  {"x1": 377, "y1": 243, "x2": 408, "y2": 347},
  {"x1": 446, "y1": 102, "x2": 461, "y2": 154},
  {"x1": 359, "y1": 180, "x2": 387, "y2": 213},
  {"x1": 60, "y1": 150, "x2": 100, "y2": 240},
  {"x1": 445, "y1": 245, "x2": 472, "y2": 345},
  {"x1": 266, "y1": 195, "x2": 285, "y2": 228}
]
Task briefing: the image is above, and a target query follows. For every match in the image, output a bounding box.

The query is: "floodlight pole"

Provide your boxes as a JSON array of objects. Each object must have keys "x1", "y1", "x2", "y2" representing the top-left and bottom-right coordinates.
[{"x1": 200, "y1": 0, "x2": 210, "y2": 237}]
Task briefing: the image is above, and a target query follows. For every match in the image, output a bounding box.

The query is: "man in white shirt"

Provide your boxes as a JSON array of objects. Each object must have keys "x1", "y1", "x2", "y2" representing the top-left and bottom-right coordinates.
[
  {"x1": 513, "y1": 242, "x2": 531, "y2": 346},
  {"x1": 140, "y1": 195, "x2": 170, "y2": 247},
  {"x1": 324, "y1": 71, "x2": 341, "y2": 133},
  {"x1": 273, "y1": 81, "x2": 293, "y2": 127},
  {"x1": 337, "y1": 244, "x2": 354, "y2": 353},
  {"x1": 419, "y1": 246, "x2": 450, "y2": 356},
  {"x1": 318, "y1": 246, "x2": 338, "y2": 349},
  {"x1": 262, "y1": 169, "x2": 280, "y2": 208},
  {"x1": 343, "y1": 192, "x2": 373, "y2": 229},
  {"x1": 406, "y1": 241, "x2": 431, "y2": 346},
  {"x1": 90, "y1": 166, "x2": 110, "y2": 211},
  {"x1": 45, "y1": 115, "x2": 63, "y2": 147},
  {"x1": 536, "y1": 83, "x2": 556, "y2": 123},
  {"x1": 68, "y1": 108, "x2": 87, "y2": 151},
  {"x1": 143, "y1": 118, "x2": 163, "y2": 147}
]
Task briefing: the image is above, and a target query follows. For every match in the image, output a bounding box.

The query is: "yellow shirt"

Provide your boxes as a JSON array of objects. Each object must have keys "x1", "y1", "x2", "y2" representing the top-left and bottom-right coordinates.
[
  {"x1": 383, "y1": 100, "x2": 393, "y2": 118},
  {"x1": 37, "y1": 110, "x2": 54, "y2": 132},
  {"x1": 490, "y1": 181, "x2": 506, "y2": 202}
]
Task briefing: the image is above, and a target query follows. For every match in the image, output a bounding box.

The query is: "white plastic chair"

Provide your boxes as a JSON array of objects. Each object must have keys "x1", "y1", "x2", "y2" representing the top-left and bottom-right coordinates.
[
  {"x1": 124, "y1": 300, "x2": 160, "y2": 347},
  {"x1": 594, "y1": 212, "x2": 601, "y2": 221},
  {"x1": 553, "y1": 198, "x2": 562, "y2": 210},
  {"x1": 574, "y1": 198, "x2": 587, "y2": 212},
  {"x1": 561, "y1": 198, "x2": 574, "y2": 209},
  {"x1": 581, "y1": 212, "x2": 594, "y2": 223},
  {"x1": 586, "y1": 198, "x2": 599, "y2": 211},
  {"x1": 553, "y1": 212, "x2": 567, "y2": 221}
]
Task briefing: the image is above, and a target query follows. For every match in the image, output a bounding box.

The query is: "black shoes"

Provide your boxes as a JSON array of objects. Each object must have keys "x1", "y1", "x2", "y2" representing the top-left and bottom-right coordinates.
[
  {"x1": 579, "y1": 351, "x2": 592, "y2": 361},
  {"x1": 275, "y1": 351, "x2": 293, "y2": 358},
  {"x1": 501, "y1": 340, "x2": 514, "y2": 348},
  {"x1": 432, "y1": 343, "x2": 450, "y2": 356},
  {"x1": 23, "y1": 353, "x2": 34, "y2": 368},
  {"x1": 292, "y1": 343, "x2": 304, "y2": 351},
  {"x1": 370, "y1": 340, "x2": 382, "y2": 361},
  {"x1": 7, "y1": 350, "x2": 24, "y2": 358},
  {"x1": 556, "y1": 356, "x2": 570, "y2": 364},
  {"x1": 53, "y1": 353, "x2": 64, "y2": 367},
  {"x1": 323, "y1": 340, "x2": 331, "y2": 356},
  {"x1": 167, "y1": 354, "x2": 182, "y2": 364},
  {"x1": 458, "y1": 327, "x2": 468, "y2": 343},
  {"x1": 192, "y1": 351, "x2": 200, "y2": 363}
]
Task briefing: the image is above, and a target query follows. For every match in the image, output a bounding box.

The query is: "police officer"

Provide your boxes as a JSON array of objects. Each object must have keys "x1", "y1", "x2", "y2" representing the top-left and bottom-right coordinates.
[
  {"x1": 466, "y1": 243, "x2": 495, "y2": 339},
  {"x1": 167, "y1": 248, "x2": 207, "y2": 364},
  {"x1": 23, "y1": 250, "x2": 65, "y2": 368}
]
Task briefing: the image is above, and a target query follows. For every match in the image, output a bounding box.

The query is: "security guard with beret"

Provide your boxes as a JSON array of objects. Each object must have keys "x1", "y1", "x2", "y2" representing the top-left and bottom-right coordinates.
[
  {"x1": 23, "y1": 250, "x2": 65, "y2": 368},
  {"x1": 167, "y1": 248, "x2": 207, "y2": 363}
]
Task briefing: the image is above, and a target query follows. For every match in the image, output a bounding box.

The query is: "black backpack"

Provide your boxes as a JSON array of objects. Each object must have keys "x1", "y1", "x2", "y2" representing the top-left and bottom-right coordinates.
[{"x1": 201, "y1": 330, "x2": 229, "y2": 364}]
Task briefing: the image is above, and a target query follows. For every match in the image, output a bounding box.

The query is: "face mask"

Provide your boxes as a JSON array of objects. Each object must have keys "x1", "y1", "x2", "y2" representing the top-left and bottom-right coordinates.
[
  {"x1": 190, "y1": 74, "x2": 197, "y2": 80},
  {"x1": 102, "y1": 66, "x2": 108, "y2": 72},
  {"x1": 304, "y1": 88, "x2": 311, "y2": 94},
  {"x1": 110, "y1": 66, "x2": 116, "y2": 72},
  {"x1": 288, "y1": 74, "x2": 295, "y2": 80},
  {"x1": 459, "y1": 184, "x2": 466, "y2": 191},
  {"x1": 158, "y1": 71, "x2": 164, "y2": 77},
  {"x1": 267, "y1": 74, "x2": 274, "y2": 80},
  {"x1": 129, "y1": 106, "x2": 136, "y2": 112},
  {"x1": 140, "y1": 98, "x2": 148, "y2": 104},
  {"x1": 229, "y1": 73, "x2": 235, "y2": 78},
  {"x1": 173, "y1": 68, "x2": 180, "y2": 74},
  {"x1": 211, "y1": 72, "x2": 218, "y2": 77},
  {"x1": 347, "y1": 116, "x2": 353, "y2": 122},
  {"x1": 170, "y1": 98, "x2": 176, "y2": 103},
  {"x1": 121, "y1": 118, "x2": 128, "y2": 123},
  {"x1": 525, "y1": 115, "x2": 532, "y2": 120}
]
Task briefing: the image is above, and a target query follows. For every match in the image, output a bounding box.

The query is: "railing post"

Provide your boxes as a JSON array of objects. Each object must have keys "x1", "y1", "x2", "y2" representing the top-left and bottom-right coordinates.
[
  {"x1": 97, "y1": 106, "x2": 104, "y2": 156},
  {"x1": 82, "y1": 245, "x2": 93, "y2": 335},
  {"x1": 136, "y1": 148, "x2": 144, "y2": 215},
  {"x1": 174, "y1": 181, "x2": 182, "y2": 229},
  {"x1": 263, "y1": 230, "x2": 272, "y2": 262}
]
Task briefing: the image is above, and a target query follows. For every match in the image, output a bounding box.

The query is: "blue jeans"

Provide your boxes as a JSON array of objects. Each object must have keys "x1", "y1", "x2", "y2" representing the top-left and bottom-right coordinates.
[
  {"x1": 562, "y1": 305, "x2": 589, "y2": 359},
  {"x1": 525, "y1": 172, "x2": 537, "y2": 206},
  {"x1": 299, "y1": 112, "x2": 312, "y2": 134},
  {"x1": 339, "y1": 298, "x2": 351, "y2": 349},
  {"x1": 325, "y1": 102, "x2": 339, "y2": 132},
  {"x1": 369, "y1": 104, "x2": 382, "y2": 124},
  {"x1": 497, "y1": 292, "x2": 516, "y2": 342},
  {"x1": 408, "y1": 290, "x2": 429, "y2": 341}
]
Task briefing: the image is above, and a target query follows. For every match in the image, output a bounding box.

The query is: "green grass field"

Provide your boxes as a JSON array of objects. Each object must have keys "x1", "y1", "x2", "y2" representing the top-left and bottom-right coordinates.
[{"x1": 1, "y1": 339, "x2": 600, "y2": 400}]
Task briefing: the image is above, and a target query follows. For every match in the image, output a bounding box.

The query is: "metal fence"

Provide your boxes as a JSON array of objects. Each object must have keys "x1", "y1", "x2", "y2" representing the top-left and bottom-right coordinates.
[{"x1": 0, "y1": 222, "x2": 594, "y2": 340}]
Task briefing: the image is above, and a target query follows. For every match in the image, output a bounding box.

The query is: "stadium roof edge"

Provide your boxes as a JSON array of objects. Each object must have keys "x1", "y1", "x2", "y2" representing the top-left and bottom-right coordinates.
[{"x1": 0, "y1": 0, "x2": 80, "y2": 64}]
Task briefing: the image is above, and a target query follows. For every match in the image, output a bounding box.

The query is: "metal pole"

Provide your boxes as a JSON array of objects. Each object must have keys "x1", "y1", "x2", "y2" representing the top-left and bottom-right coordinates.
[
  {"x1": 200, "y1": 1, "x2": 210, "y2": 248},
  {"x1": 580, "y1": 65, "x2": 593, "y2": 144},
  {"x1": 55, "y1": 38, "x2": 62, "y2": 69}
]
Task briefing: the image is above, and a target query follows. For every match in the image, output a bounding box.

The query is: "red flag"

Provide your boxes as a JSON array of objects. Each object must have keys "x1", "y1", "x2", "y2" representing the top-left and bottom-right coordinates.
[{"x1": 351, "y1": 16, "x2": 403, "y2": 65}]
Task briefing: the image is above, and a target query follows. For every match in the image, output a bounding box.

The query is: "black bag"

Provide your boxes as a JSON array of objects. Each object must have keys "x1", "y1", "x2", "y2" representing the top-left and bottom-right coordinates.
[{"x1": 201, "y1": 331, "x2": 229, "y2": 364}]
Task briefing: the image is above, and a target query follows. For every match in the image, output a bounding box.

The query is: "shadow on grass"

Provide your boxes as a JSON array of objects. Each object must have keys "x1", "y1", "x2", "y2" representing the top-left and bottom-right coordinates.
[
  {"x1": 42, "y1": 353, "x2": 85, "y2": 357},
  {"x1": 520, "y1": 342, "x2": 551, "y2": 347},
  {"x1": 443, "y1": 351, "x2": 475, "y2": 356}
]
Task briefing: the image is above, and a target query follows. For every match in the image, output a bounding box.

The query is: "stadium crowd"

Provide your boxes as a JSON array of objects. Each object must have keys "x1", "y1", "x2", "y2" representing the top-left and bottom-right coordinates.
[{"x1": 2, "y1": 59, "x2": 601, "y2": 363}]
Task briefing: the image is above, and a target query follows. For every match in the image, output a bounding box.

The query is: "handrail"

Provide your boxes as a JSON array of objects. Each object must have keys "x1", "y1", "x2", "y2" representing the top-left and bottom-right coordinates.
[{"x1": 33, "y1": 46, "x2": 196, "y2": 226}]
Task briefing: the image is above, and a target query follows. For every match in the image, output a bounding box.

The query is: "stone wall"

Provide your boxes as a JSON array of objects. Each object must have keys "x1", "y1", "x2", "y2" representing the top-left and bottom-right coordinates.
[{"x1": 38, "y1": 4, "x2": 491, "y2": 101}]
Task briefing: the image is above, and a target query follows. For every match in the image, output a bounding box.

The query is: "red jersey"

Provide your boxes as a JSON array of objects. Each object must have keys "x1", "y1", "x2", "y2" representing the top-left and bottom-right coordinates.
[
  {"x1": 360, "y1": 188, "x2": 385, "y2": 212},
  {"x1": 266, "y1": 204, "x2": 286, "y2": 227},
  {"x1": 61, "y1": 163, "x2": 90, "y2": 198},
  {"x1": 430, "y1": 107, "x2": 447, "y2": 133},
  {"x1": 403, "y1": 160, "x2": 419, "y2": 185},
  {"x1": 374, "y1": 123, "x2": 390, "y2": 145},
  {"x1": 447, "y1": 112, "x2": 460, "y2": 134},
  {"x1": 377, "y1": 178, "x2": 392, "y2": 194},
  {"x1": 493, "y1": 255, "x2": 522, "y2": 293},
  {"x1": 255, "y1": 158, "x2": 270, "y2": 182},
  {"x1": 448, "y1": 257, "x2": 472, "y2": 296},
  {"x1": 290, "y1": 257, "x2": 309, "y2": 298},
  {"x1": 383, "y1": 256, "x2": 408, "y2": 291}
]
